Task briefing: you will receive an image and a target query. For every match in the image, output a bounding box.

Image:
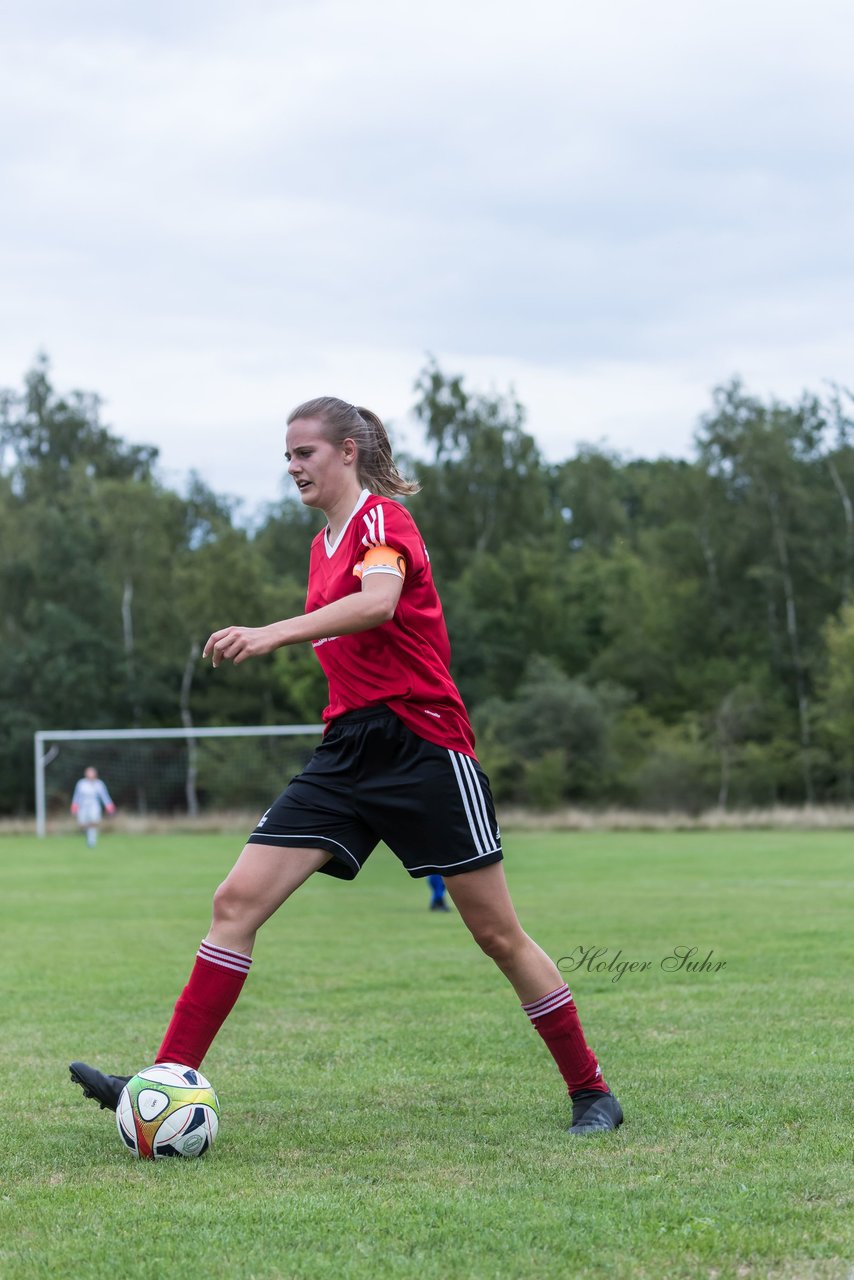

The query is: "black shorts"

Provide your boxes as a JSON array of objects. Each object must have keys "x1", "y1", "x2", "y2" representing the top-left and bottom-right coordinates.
[{"x1": 247, "y1": 706, "x2": 503, "y2": 881}]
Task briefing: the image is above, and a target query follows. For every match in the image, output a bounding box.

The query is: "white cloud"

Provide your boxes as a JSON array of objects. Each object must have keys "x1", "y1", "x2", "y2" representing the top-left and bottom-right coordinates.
[{"x1": 1, "y1": 0, "x2": 852, "y2": 508}]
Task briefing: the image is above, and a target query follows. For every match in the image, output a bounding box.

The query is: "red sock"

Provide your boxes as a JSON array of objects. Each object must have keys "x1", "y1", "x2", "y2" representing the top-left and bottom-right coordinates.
[
  {"x1": 156, "y1": 940, "x2": 252, "y2": 1070},
  {"x1": 522, "y1": 983, "x2": 609, "y2": 1096}
]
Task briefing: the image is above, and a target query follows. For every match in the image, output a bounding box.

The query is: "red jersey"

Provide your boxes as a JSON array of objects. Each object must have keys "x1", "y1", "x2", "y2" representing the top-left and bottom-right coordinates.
[{"x1": 305, "y1": 490, "x2": 476, "y2": 757}]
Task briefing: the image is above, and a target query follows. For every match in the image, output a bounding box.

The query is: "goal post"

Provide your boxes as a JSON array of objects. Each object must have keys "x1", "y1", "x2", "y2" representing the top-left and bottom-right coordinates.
[{"x1": 33, "y1": 724, "x2": 324, "y2": 837}]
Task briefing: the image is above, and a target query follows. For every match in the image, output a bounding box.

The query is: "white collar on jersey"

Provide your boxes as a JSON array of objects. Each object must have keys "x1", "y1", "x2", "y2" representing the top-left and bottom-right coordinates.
[{"x1": 324, "y1": 489, "x2": 372, "y2": 557}]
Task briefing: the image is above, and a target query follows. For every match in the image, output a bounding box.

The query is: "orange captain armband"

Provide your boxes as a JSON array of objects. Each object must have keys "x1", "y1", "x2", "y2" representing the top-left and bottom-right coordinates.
[{"x1": 353, "y1": 544, "x2": 407, "y2": 581}]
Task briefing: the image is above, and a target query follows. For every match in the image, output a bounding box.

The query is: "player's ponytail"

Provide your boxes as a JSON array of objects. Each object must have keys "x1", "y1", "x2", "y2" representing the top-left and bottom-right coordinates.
[
  {"x1": 352, "y1": 406, "x2": 420, "y2": 497},
  {"x1": 287, "y1": 397, "x2": 420, "y2": 498}
]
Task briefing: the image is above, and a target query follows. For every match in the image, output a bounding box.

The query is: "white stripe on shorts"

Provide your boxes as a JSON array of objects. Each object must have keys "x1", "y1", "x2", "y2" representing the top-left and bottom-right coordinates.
[
  {"x1": 248, "y1": 831, "x2": 361, "y2": 872},
  {"x1": 448, "y1": 750, "x2": 495, "y2": 856},
  {"x1": 406, "y1": 848, "x2": 501, "y2": 873},
  {"x1": 459, "y1": 752, "x2": 496, "y2": 851}
]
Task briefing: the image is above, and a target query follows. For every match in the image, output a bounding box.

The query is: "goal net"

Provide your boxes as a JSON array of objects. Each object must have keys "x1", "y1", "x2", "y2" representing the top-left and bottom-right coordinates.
[{"x1": 34, "y1": 725, "x2": 323, "y2": 836}]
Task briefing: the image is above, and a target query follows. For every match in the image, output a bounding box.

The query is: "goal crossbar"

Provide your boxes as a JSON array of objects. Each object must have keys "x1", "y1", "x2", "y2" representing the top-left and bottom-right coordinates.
[{"x1": 34, "y1": 724, "x2": 323, "y2": 836}]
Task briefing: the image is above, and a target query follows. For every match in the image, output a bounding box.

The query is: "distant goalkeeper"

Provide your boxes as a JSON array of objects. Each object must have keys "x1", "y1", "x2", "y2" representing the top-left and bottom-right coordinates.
[{"x1": 70, "y1": 767, "x2": 115, "y2": 848}]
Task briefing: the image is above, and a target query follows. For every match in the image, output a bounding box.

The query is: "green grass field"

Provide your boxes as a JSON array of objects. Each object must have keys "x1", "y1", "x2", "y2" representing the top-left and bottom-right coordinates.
[{"x1": 1, "y1": 830, "x2": 852, "y2": 1280}]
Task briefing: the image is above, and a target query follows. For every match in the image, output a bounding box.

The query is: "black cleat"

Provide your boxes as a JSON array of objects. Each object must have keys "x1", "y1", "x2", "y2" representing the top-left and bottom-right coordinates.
[
  {"x1": 430, "y1": 900, "x2": 451, "y2": 912},
  {"x1": 568, "y1": 1088, "x2": 624, "y2": 1135},
  {"x1": 69, "y1": 1061, "x2": 132, "y2": 1112}
]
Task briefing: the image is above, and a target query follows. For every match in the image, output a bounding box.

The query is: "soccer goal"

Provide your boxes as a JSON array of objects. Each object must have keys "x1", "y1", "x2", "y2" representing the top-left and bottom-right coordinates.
[{"x1": 33, "y1": 724, "x2": 324, "y2": 836}]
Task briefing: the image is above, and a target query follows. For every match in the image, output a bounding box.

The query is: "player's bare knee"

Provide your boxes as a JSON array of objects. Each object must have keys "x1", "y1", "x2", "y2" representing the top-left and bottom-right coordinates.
[
  {"x1": 211, "y1": 878, "x2": 252, "y2": 926},
  {"x1": 471, "y1": 923, "x2": 519, "y2": 966}
]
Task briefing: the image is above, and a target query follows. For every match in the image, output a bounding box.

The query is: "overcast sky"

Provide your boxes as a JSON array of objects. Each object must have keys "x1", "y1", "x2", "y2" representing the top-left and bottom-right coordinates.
[{"x1": 2, "y1": 0, "x2": 852, "y2": 512}]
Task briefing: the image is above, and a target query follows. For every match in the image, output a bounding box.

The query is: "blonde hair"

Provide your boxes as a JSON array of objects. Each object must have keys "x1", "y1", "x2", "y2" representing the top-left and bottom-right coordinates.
[{"x1": 287, "y1": 396, "x2": 420, "y2": 497}]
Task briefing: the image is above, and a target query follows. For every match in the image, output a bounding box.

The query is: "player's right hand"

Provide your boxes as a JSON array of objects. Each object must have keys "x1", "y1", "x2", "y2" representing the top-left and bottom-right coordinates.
[{"x1": 203, "y1": 625, "x2": 279, "y2": 668}]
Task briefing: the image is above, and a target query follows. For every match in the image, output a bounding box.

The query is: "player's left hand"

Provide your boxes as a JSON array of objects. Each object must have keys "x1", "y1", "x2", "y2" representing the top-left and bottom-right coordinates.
[{"x1": 203, "y1": 625, "x2": 278, "y2": 668}]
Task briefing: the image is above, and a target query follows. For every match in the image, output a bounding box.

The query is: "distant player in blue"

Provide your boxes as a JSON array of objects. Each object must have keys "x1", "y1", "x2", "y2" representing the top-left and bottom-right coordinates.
[
  {"x1": 70, "y1": 767, "x2": 115, "y2": 848},
  {"x1": 428, "y1": 873, "x2": 450, "y2": 912}
]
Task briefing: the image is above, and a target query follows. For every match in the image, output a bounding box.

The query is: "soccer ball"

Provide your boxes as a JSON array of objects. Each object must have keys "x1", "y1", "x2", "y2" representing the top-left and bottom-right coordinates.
[{"x1": 116, "y1": 1063, "x2": 220, "y2": 1159}]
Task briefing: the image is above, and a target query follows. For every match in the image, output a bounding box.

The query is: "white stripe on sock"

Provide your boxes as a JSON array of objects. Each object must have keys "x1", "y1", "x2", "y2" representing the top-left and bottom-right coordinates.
[
  {"x1": 523, "y1": 983, "x2": 569, "y2": 1009},
  {"x1": 198, "y1": 940, "x2": 252, "y2": 964},
  {"x1": 522, "y1": 984, "x2": 573, "y2": 1020},
  {"x1": 524, "y1": 992, "x2": 572, "y2": 1020},
  {"x1": 197, "y1": 940, "x2": 252, "y2": 973},
  {"x1": 198, "y1": 951, "x2": 251, "y2": 971}
]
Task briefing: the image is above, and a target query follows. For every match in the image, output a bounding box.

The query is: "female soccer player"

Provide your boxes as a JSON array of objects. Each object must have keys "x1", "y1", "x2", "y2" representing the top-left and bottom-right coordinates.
[{"x1": 71, "y1": 397, "x2": 622, "y2": 1135}]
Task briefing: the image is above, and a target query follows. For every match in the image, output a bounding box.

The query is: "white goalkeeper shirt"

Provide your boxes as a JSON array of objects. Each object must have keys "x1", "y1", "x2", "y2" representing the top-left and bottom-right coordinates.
[{"x1": 71, "y1": 778, "x2": 114, "y2": 823}]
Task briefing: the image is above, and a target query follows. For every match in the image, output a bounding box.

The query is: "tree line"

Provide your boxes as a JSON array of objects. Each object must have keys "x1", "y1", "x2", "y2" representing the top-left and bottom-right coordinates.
[{"x1": 3, "y1": 354, "x2": 854, "y2": 816}]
